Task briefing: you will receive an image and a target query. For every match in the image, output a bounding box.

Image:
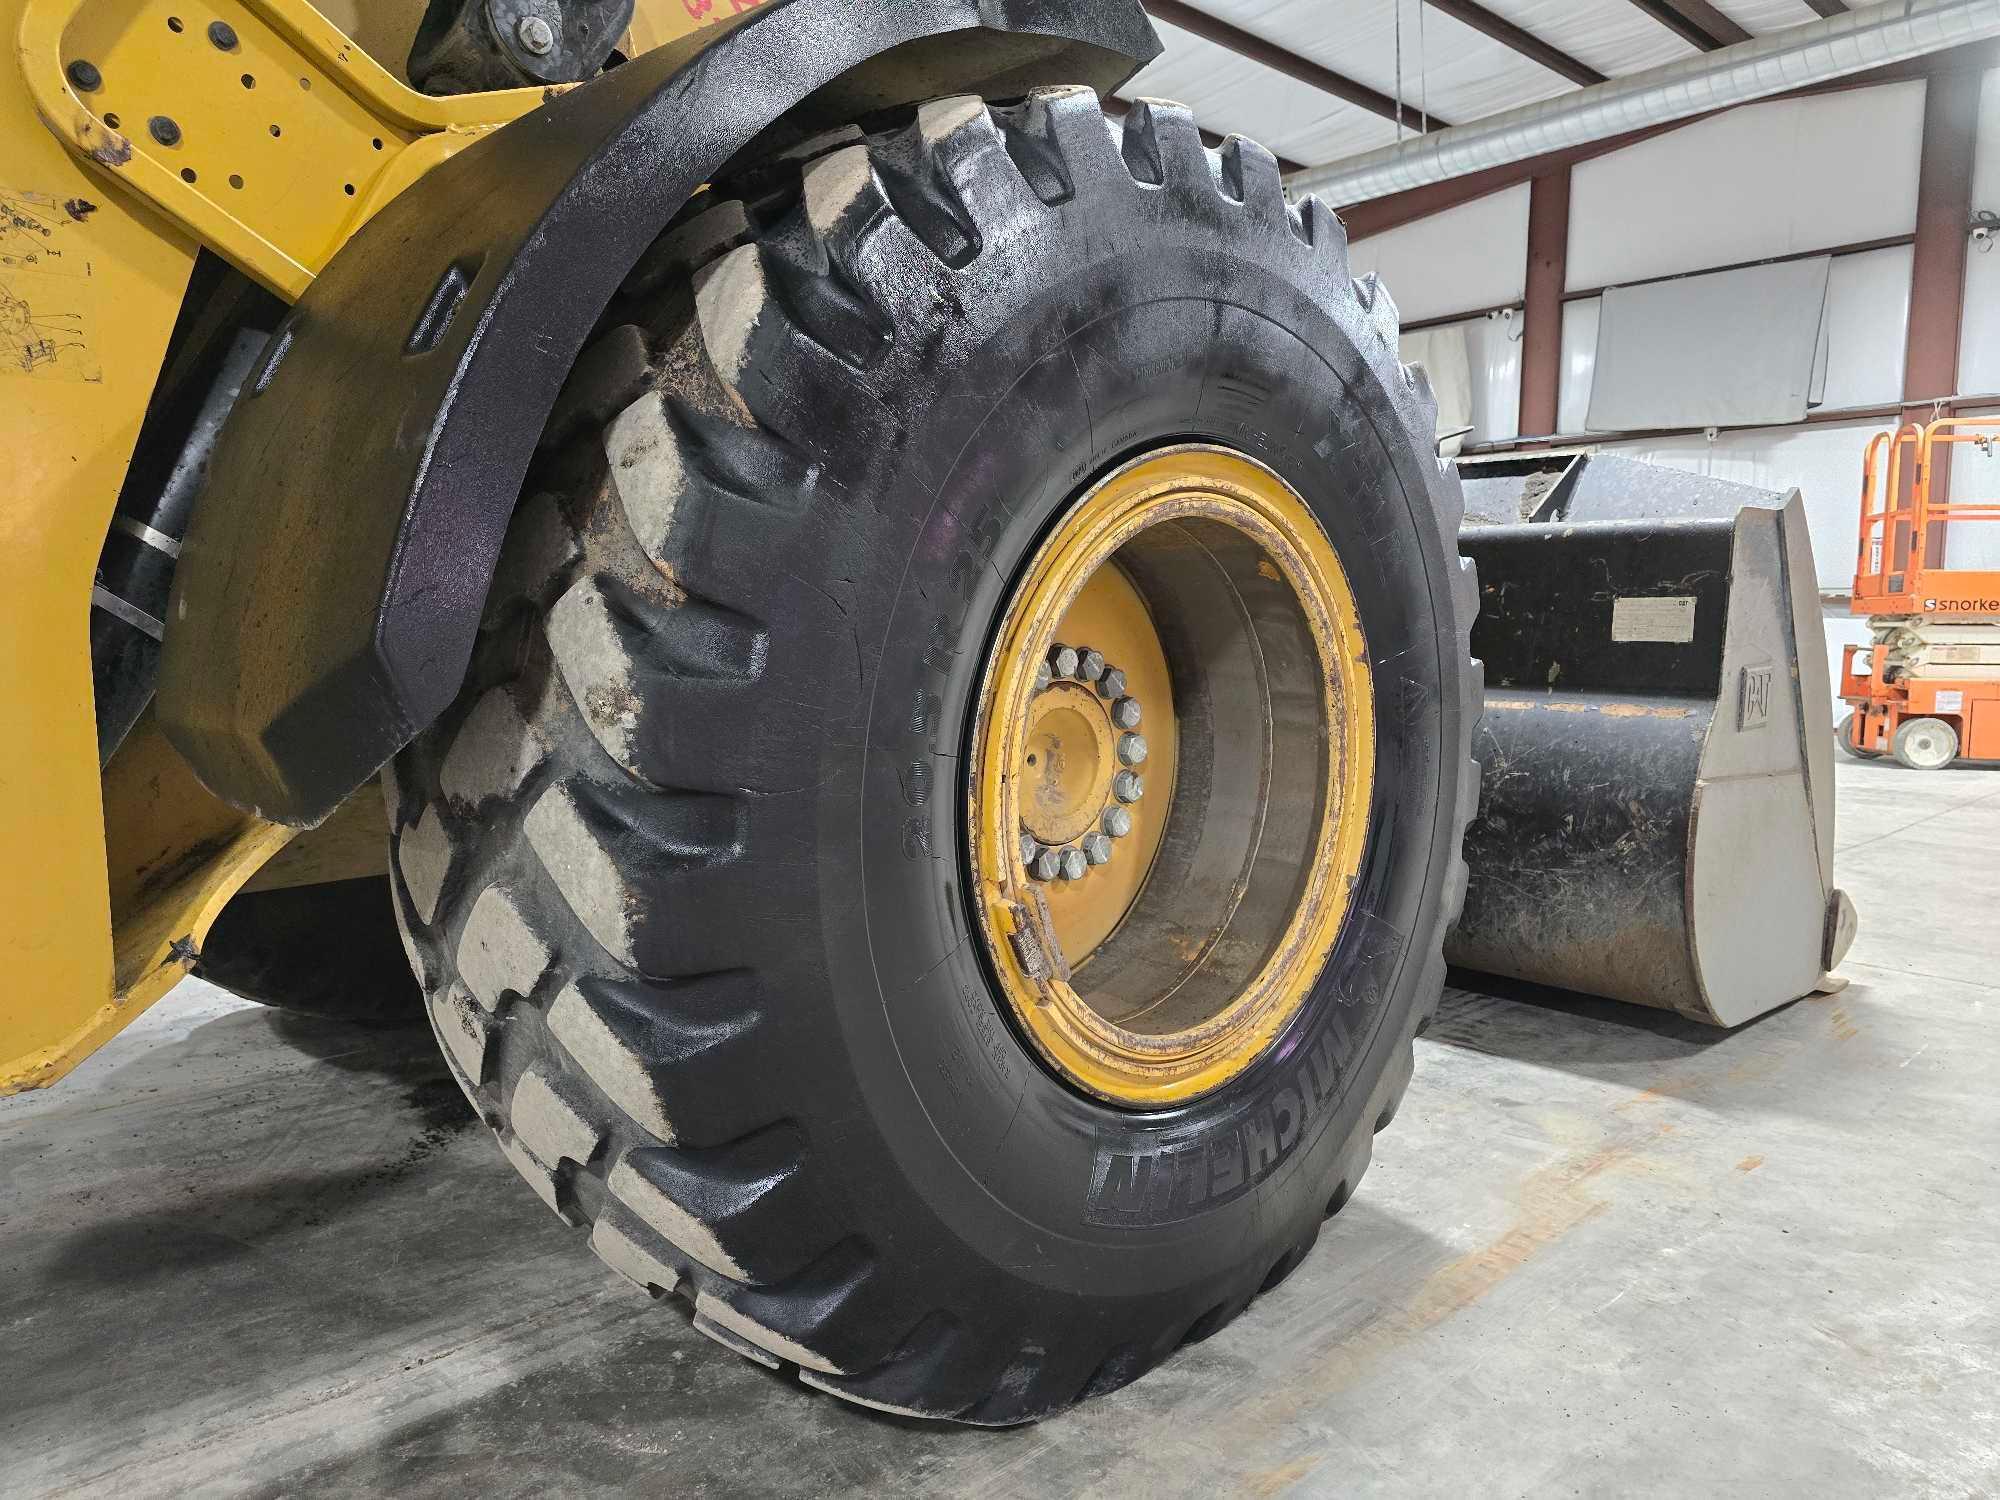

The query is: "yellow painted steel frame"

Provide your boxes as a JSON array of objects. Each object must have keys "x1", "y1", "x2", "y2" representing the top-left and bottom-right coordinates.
[{"x1": 0, "y1": 0, "x2": 746, "y2": 1091}]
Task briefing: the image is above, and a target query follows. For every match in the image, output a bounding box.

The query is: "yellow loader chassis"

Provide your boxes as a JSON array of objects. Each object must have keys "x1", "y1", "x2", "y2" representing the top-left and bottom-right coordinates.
[{"x1": 0, "y1": 0, "x2": 1156, "y2": 1090}]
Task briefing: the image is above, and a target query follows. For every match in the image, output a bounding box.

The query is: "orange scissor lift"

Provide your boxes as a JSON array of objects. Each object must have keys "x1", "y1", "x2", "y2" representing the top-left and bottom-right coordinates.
[{"x1": 1842, "y1": 417, "x2": 2000, "y2": 768}]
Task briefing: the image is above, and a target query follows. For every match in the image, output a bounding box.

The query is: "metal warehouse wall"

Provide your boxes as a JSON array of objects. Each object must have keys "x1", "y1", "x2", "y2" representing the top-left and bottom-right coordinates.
[{"x1": 1365, "y1": 72, "x2": 2000, "y2": 590}]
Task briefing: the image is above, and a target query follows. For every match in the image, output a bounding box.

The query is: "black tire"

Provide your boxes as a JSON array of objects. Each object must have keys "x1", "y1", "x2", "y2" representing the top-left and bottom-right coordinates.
[
  {"x1": 198, "y1": 877, "x2": 425, "y2": 1027},
  {"x1": 1835, "y1": 711, "x2": 1879, "y2": 761},
  {"x1": 388, "y1": 89, "x2": 1479, "y2": 1423}
]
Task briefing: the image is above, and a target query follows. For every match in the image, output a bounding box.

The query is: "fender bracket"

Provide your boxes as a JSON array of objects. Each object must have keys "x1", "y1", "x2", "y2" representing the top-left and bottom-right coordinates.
[{"x1": 158, "y1": 0, "x2": 1157, "y2": 825}]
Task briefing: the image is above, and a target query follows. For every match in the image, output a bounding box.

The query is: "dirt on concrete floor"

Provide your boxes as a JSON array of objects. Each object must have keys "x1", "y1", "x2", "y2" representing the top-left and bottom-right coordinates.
[{"x1": 2, "y1": 756, "x2": 1996, "y2": 1498}]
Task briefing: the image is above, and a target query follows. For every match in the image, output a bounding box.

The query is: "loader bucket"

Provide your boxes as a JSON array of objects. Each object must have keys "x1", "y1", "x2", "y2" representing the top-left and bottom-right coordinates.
[{"x1": 1447, "y1": 455, "x2": 1855, "y2": 1027}]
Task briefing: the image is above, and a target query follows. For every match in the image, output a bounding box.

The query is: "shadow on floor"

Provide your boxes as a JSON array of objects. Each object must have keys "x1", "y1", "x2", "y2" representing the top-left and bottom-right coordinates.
[{"x1": 1431, "y1": 969, "x2": 1750, "y2": 1065}]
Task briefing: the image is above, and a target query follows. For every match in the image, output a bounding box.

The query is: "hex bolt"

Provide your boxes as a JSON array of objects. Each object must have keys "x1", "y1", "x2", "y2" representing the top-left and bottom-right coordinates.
[
  {"x1": 1113, "y1": 770, "x2": 1144, "y2": 804},
  {"x1": 148, "y1": 115, "x2": 182, "y2": 147},
  {"x1": 1110, "y1": 695, "x2": 1142, "y2": 730},
  {"x1": 1097, "y1": 667, "x2": 1126, "y2": 700},
  {"x1": 1117, "y1": 732, "x2": 1148, "y2": 767},
  {"x1": 1033, "y1": 661, "x2": 1052, "y2": 695},
  {"x1": 1059, "y1": 847, "x2": 1088, "y2": 881},
  {"x1": 1019, "y1": 831, "x2": 1038, "y2": 866},
  {"x1": 1029, "y1": 848, "x2": 1062, "y2": 882},
  {"x1": 207, "y1": 20, "x2": 238, "y2": 49},
  {"x1": 516, "y1": 14, "x2": 556, "y2": 54},
  {"x1": 1102, "y1": 805, "x2": 1134, "y2": 839},
  {"x1": 1048, "y1": 643, "x2": 1078, "y2": 680},
  {"x1": 66, "y1": 59, "x2": 102, "y2": 92},
  {"x1": 1082, "y1": 831, "x2": 1112, "y2": 865},
  {"x1": 1077, "y1": 648, "x2": 1106, "y2": 682}
]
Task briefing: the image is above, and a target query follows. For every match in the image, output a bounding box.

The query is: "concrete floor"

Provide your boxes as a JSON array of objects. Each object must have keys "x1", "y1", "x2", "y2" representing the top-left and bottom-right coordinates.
[{"x1": 4, "y1": 756, "x2": 1996, "y2": 1498}]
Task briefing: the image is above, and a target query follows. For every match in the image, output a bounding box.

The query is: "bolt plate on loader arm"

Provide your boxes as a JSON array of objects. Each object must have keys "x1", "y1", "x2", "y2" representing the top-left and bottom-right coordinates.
[{"x1": 155, "y1": 0, "x2": 1159, "y2": 826}]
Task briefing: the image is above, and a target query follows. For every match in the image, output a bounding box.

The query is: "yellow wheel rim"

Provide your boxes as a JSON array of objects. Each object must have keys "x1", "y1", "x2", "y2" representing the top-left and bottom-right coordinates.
[{"x1": 969, "y1": 444, "x2": 1376, "y2": 1107}]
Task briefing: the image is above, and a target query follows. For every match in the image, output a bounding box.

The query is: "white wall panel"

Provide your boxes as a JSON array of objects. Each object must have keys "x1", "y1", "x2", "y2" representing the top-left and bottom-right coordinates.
[
  {"x1": 1403, "y1": 309, "x2": 1522, "y2": 446},
  {"x1": 1465, "y1": 310, "x2": 1523, "y2": 446},
  {"x1": 1555, "y1": 248, "x2": 1907, "y2": 438},
  {"x1": 1350, "y1": 183, "x2": 1531, "y2": 325},
  {"x1": 1595, "y1": 419, "x2": 1883, "y2": 590},
  {"x1": 1567, "y1": 82, "x2": 1926, "y2": 292},
  {"x1": 1956, "y1": 68, "x2": 2000, "y2": 397},
  {"x1": 1557, "y1": 297, "x2": 1600, "y2": 438},
  {"x1": 1934, "y1": 436, "x2": 2000, "y2": 570},
  {"x1": 1819, "y1": 245, "x2": 1912, "y2": 412}
]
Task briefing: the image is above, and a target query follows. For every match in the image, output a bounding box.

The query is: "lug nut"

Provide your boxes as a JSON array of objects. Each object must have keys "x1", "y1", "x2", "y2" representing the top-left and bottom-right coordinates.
[
  {"x1": 516, "y1": 14, "x2": 556, "y2": 54},
  {"x1": 1020, "y1": 831, "x2": 1038, "y2": 866},
  {"x1": 1103, "y1": 805, "x2": 1133, "y2": 838},
  {"x1": 1113, "y1": 770, "x2": 1144, "y2": 804},
  {"x1": 66, "y1": 58, "x2": 102, "y2": 92},
  {"x1": 1097, "y1": 667, "x2": 1126, "y2": 699},
  {"x1": 1110, "y1": 695, "x2": 1141, "y2": 730},
  {"x1": 1082, "y1": 831, "x2": 1112, "y2": 865},
  {"x1": 1059, "y1": 847, "x2": 1087, "y2": 881},
  {"x1": 1033, "y1": 661, "x2": 1052, "y2": 695},
  {"x1": 1077, "y1": 648, "x2": 1106, "y2": 682},
  {"x1": 1117, "y1": 732, "x2": 1148, "y2": 767},
  {"x1": 1029, "y1": 848, "x2": 1062, "y2": 882},
  {"x1": 1048, "y1": 643, "x2": 1078, "y2": 680}
]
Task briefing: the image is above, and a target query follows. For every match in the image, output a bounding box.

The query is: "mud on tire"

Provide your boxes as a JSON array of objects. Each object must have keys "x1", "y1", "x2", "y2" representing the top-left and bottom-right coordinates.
[{"x1": 388, "y1": 89, "x2": 1481, "y2": 1423}]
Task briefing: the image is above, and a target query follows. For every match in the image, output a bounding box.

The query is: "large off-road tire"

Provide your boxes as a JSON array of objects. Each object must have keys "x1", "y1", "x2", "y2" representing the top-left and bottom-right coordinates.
[
  {"x1": 197, "y1": 878, "x2": 424, "y2": 1027},
  {"x1": 388, "y1": 89, "x2": 1479, "y2": 1423}
]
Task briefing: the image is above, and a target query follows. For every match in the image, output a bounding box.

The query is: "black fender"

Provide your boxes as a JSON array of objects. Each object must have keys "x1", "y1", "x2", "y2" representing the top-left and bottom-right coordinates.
[{"x1": 158, "y1": 0, "x2": 1158, "y2": 826}]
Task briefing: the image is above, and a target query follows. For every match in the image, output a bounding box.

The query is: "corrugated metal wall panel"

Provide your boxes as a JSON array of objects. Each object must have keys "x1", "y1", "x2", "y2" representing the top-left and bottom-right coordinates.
[
  {"x1": 1567, "y1": 81, "x2": 1927, "y2": 291},
  {"x1": 1347, "y1": 181, "x2": 1533, "y2": 322}
]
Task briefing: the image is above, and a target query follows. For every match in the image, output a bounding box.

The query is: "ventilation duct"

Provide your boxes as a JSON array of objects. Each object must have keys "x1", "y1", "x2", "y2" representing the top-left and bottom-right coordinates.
[{"x1": 1287, "y1": 0, "x2": 2000, "y2": 206}]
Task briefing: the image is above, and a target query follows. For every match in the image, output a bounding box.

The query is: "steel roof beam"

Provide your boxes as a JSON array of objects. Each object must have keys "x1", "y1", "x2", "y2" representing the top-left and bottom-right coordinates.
[
  {"x1": 1625, "y1": 0, "x2": 1754, "y2": 50},
  {"x1": 1145, "y1": 0, "x2": 1454, "y2": 131},
  {"x1": 1423, "y1": 0, "x2": 1607, "y2": 87}
]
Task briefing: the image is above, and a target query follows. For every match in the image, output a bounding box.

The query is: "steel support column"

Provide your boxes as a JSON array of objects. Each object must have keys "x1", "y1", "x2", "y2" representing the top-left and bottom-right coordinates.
[{"x1": 1519, "y1": 167, "x2": 1571, "y2": 442}]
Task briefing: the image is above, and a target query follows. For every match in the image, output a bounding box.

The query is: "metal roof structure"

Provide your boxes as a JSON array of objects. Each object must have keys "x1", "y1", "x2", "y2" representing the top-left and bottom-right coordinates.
[{"x1": 1117, "y1": 0, "x2": 1846, "y2": 171}]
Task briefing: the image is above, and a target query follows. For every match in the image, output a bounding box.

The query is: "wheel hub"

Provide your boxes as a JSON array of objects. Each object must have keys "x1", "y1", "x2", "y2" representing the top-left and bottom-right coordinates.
[
  {"x1": 968, "y1": 444, "x2": 1376, "y2": 1107},
  {"x1": 1018, "y1": 652, "x2": 1149, "y2": 871}
]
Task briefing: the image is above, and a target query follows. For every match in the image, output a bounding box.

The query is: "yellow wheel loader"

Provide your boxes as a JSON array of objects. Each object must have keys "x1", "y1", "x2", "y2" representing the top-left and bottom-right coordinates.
[{"x1": 2, "y1": 0, "x2": 1852, "y2": 1421}]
